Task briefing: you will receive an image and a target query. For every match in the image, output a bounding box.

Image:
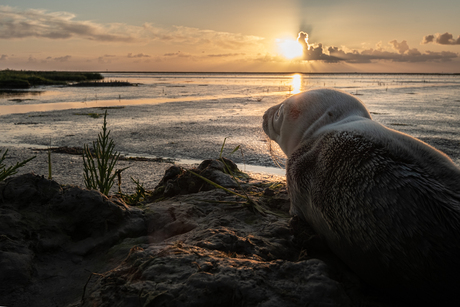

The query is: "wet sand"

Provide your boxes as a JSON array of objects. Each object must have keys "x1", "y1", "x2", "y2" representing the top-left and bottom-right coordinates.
[
  {"x1": 2, "y1": 91, "x2": 459, "y2": 194},
  {"x1": 0, "y1": 95, "x2": 288, "y2": 193}
]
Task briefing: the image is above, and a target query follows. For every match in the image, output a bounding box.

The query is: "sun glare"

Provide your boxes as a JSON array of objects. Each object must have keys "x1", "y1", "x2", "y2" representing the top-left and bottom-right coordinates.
[
  {"x1": 277, "y1": 39, "x2": 303, "y2": 59},
  {"x1": 291, "y1": 74, "x2": 302, "y2": 94}
]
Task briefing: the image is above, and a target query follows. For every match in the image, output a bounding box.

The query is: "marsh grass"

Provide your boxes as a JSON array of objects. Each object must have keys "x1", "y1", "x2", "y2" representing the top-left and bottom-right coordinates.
[
  {"x1": 47, "y1": 140, "x2": 52, "y2": 180},
  {"x1": 0, "y1": 149, "x2": 36, "y2": 182},
  {"x1": 0, "y1": 69, "x2": 103, "y2": 89},
  {"x1": 82, "y1": 110, "x2": 128, "y2": 196},
  {"x1": 118, "y1": 177, "x2": 151, "y2": 205}
]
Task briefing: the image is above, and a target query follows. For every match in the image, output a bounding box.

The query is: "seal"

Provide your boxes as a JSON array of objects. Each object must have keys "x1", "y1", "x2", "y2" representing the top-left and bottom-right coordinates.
[{"x1": 263, "y1": 88, "x2": 460, "y2": 302}]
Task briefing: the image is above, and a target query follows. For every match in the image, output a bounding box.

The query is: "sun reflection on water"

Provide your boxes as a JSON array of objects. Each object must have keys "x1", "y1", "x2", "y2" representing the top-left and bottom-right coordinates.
[{"x1": 291, "y1": 74, "x2": 302, "y2": 94}]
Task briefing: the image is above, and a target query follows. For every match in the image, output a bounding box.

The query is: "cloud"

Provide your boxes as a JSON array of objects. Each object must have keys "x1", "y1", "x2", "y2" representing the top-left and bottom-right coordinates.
[
  {"x1": 207, "y1": 53, "x2": 245, "y2": 57},
  {"x1": 142, "y1": 24, "x2": 264, "y2": 50},
  {"x1": 0, "y1": 6, "x2": 136, "y2": 42},
  {"x1": 0, "y1": 54, "x2": 7, "y2": 61},
  {"x1": 297, "y1": 32, "x2": 338, "y2": 61},
  {"x1": 0, "y1": 6, "x2": 264, "y2": 50},
  {"x1": 422, "y1": 32, "x2": 460, "y2": 45},
  {"x1": 297, "y1": 32, "x2": 458, "y2": 63},
  {"x1": 54, "y1": 55, "x2": 71, "y2": 62},
  {"x1": 389, "y1": 40, "x2": 410, "y2": 54},
  {"x1": 163, "y1": 51, "x2": 192, "y2": 58},
  {"x1": 127, "y1": 53, "x2": 150, "y2": 58}
]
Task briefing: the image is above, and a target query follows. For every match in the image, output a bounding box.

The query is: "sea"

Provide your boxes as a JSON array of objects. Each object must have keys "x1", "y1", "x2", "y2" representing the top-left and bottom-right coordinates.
[{"x1": 1, "y1": 72, "x2": 460, "y2": 171}]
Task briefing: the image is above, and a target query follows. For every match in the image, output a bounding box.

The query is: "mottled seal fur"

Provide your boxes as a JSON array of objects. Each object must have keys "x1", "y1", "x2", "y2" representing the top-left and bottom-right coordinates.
[{"x1": 263, "y1": 89, "x2": 460, "y2": 302}]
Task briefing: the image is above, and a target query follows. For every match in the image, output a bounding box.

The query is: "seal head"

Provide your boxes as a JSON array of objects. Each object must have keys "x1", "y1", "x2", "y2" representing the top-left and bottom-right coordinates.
[{"x1": 263, "y1": 89, "x2": 371, "y2": 157}]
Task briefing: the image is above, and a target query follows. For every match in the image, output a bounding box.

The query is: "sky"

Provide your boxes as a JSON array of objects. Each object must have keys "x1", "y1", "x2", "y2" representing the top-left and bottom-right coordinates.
[{"x1": 0, "y1": 0, "x2": 459, "y2": 73}]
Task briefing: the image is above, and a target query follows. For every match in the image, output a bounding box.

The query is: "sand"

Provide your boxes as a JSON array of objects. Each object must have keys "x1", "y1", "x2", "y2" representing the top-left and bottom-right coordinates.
[{"x1": 0, "y1": 95, "x2": 288, "y2": 193}]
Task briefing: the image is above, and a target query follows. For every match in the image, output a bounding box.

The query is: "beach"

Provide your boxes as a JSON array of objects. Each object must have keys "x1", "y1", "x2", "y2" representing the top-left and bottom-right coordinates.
[
  {"x1": 1, "y1": 73, "x2": 459, "y2": 193},
  {"x1": 2, "y1": 73, "x2": 460, "y2": 307},
  {"x1": 0, "y1": 94, "x2": 288, "y2": 194}
]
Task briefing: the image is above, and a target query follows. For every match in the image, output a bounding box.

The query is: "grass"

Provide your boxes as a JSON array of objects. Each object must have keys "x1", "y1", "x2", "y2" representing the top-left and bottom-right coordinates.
[
  {"x1": 0, "y1": 149, "x2": 36, "y2": 182},
  {"x1": 0, "y1": 69, "x2": 104, "y2": 89},
  {"x1": 118, "y1": 177, "x2": 151, "y2": 205},
  {"x1": 82, "y1": 110, "x2": 128, "y2": 196}
]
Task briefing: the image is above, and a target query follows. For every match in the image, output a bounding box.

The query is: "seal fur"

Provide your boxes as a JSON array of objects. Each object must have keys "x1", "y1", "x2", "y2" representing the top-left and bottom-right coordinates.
[{"x1": 263, "y1": 89, "x2": 460, "y2": 302}]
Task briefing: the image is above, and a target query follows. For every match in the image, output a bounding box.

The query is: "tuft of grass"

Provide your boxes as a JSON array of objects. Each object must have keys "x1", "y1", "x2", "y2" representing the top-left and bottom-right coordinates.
[
  {"x1": 47, "y1": 140, "x2": 52, "y2": 180},
  {"x1": 82, "y1": 110, "x2": 128, "y2": 196},
  {"x1": 118, "y1": 177, "x2": 151, "y2": 205},
  {"x1": 0, "y1": 149, "x2": 36, "y2": 182}
]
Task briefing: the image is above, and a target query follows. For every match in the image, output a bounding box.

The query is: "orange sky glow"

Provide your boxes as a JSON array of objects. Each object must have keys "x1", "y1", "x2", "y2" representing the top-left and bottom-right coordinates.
[{"x1": 1, "y1": 0, "x2": 459, "y2": 73}]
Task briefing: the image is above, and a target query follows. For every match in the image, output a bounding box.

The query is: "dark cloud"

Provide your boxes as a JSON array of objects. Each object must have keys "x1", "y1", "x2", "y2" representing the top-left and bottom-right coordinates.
[
  {"x1": 297, "y1": 32, "x2": 458, "y2": 63},
  {"x1": 163, "y1": 51, "x2": 192, "y2": 58},
  {"x1": 127, "y1": 53, "x2": 150, "y2": 58},
  {"x1": 54, "y1": 55, "x2": 71, "y2": 62},
  {"x1": 297, "y1": 31, "x2": 340, "y2": 62},
  {"x1": 422, "y1": 32, "x2": 460, "y2": 45},
  {"x1": 0, "y1": 54, "x2": 7, "y2": 61}
]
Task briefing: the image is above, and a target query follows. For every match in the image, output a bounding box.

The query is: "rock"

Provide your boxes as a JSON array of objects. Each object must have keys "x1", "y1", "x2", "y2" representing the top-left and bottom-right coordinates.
[
  {"x1": 0, "y1": 162, "x2": 401, "y2": 307},
  {"x1": 153, "y1": 158, "x2": 244, "y2": 198},
  {"x1": 0, "y1": 173, "x2": 146, "y2": 306},
  {"x1": 0, "y1": 250, "x2": 34, "y2": 290},
  {"x1": 81, "y1": 188, "x2": 388, "y2": 307},
  {"x1": 1, "y1": 173, "x2": 61, "y2": 208}
]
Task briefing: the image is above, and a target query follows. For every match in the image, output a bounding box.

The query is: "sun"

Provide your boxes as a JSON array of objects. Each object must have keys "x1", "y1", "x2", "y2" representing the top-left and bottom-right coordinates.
[{"x1": 277, "y1": 38, "x2": 304, "y2": 59}]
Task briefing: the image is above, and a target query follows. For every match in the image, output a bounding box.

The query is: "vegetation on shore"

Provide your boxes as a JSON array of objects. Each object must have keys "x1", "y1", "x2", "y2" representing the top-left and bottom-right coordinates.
[
  {"x1": 70, "y1": 80, "x2": 136, "y2": 87},
  {"x1": 82, "y1": 111, "x2": 129, "y2": 196},
  {"x1": 0, "y1": 69, "x2": 104, "y2": 89},
  {"x1": 0, "y1": 149, "x2": 36, "y2": 182}
]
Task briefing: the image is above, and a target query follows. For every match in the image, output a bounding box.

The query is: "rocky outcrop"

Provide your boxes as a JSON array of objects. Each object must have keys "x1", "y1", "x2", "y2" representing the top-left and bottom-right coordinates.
[
  {"x1": 0, "y1": 173, "x2": 145, "y2": 306},
  {"x1": 152, "y1": 158, "x2": 243, "y2": 198},
  {"x1": 1, "y1": 160, "x2": 398, "y2": 307}
]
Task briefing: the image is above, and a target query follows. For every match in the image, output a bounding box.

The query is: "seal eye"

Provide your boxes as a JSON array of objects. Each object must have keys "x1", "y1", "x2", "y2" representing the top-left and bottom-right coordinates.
[{"x1": 274, "y1": 104, "x2": 284, "y2": 121}]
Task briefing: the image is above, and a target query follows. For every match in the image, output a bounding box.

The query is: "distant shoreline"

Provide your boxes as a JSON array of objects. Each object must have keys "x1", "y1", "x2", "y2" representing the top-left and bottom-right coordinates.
[
  {"x1": 102, "y1": 71, "x2": 460, "y2": 75},
  {"x1": 0, "y1": 70, "x2": 104, "y2": 89},
  {"x1": 2, "y1": 69, "x2": 459, "y2": 76}
]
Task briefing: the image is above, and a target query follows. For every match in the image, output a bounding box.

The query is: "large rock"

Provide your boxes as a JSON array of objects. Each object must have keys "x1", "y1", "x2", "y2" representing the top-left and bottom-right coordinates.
[
  {"x1": 0, "y1": 173, "x2": 145, "y2": 306},
  {"x1": 82, "y1": 189, "x2": 353, "y2": 307},
  {"x1": 0, "y1": 165, "x2": 399, "y2": 307}
]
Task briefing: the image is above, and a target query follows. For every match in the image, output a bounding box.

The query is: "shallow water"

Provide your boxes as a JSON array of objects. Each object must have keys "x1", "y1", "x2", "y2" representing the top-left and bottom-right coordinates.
[{"x1": 1, "y1": 73, "x2": 459, "y2": 171}]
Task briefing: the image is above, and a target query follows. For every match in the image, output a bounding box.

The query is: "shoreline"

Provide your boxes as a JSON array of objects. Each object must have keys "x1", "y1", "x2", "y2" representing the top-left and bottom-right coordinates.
[{"x1": 2, "y1": 144, "x2": 286, "y2": 195}]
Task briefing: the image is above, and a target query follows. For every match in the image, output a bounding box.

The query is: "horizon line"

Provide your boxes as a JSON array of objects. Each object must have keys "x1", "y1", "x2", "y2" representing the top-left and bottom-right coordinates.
[{"x1": 1, "y1": 69, "x2": 460, "y2": 75}]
